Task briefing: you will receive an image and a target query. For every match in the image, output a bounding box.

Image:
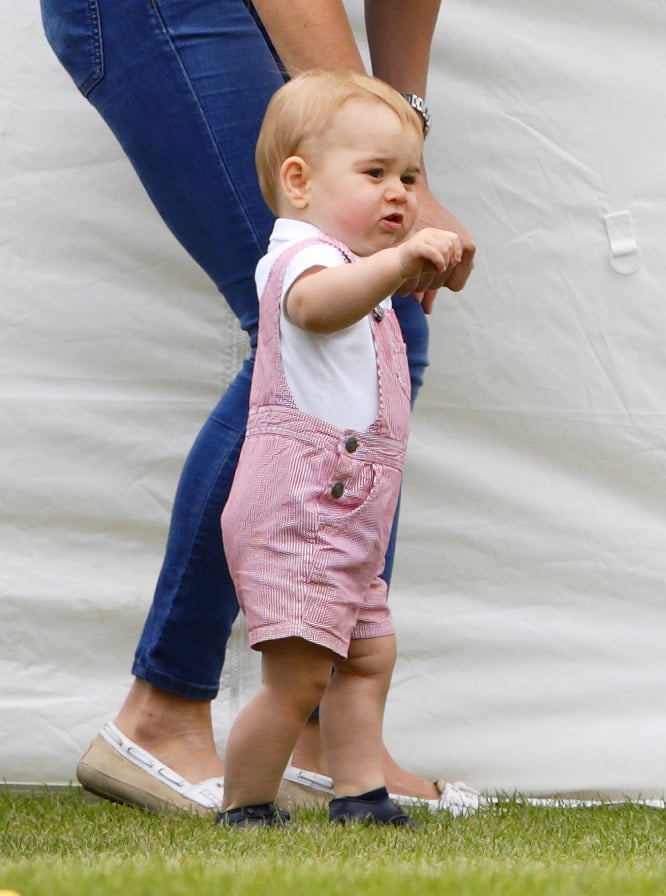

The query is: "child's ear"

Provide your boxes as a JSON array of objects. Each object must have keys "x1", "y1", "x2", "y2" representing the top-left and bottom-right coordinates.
[{"x1": 279, "y1": 156, "x2": 311, "y2": 209}]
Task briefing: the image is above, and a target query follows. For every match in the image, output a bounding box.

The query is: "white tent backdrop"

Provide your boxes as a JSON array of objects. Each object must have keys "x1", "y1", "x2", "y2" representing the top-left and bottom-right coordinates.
[{"x1": 2, "y1": 1, "x2": 665, "y2": 798}]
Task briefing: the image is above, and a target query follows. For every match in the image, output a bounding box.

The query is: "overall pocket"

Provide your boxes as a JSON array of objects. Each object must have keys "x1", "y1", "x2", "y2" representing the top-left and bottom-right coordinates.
[{"x1": 41, "y1": 0, "x2": 104, "y2": 96}]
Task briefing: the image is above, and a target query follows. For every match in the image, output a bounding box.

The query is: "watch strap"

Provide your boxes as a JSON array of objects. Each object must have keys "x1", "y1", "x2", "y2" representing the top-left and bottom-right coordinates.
[{"x1": 402, "y1": 93, "x2": 431, "y2": 138}]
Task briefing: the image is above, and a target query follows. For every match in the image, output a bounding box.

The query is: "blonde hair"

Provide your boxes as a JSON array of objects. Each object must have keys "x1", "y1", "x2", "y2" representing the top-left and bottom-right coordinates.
[{"x1": 255, "y1": 69, "x2": 424, "y2": 214}]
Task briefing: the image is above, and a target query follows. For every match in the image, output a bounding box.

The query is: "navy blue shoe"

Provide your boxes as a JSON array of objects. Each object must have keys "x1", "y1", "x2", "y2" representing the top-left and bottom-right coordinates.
[
  {"x1": 329, "y1": 795, "x2": 419, "y2": 827},
  {"x1": 216, "y1": 802, "x2": 290, "y2": 827}
]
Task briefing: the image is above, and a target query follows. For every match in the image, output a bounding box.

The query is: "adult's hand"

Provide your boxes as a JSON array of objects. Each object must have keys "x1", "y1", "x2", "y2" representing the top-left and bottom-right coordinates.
[{"x1": 399, "y1": 179, "x2": 476, "y2": 312}]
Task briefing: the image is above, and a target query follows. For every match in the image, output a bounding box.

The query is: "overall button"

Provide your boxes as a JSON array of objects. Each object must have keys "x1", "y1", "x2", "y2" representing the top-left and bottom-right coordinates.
[
  {"x1": 331, "y1": 481, "x2": 344, "y2": 499},
  {"x1": 345, "y1": 436, "x2": 358, "y2": 453}
]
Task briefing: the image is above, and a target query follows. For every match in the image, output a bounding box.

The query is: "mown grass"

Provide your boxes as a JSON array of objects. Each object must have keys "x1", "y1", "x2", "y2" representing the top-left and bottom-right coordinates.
[{"x1": 1, "y1": 787, "x2": 665, "y2": 895}]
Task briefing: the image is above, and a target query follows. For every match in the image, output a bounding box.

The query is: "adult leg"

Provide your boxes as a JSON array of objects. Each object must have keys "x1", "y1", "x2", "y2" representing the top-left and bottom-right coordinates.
[
  {"x1": 42, "y1": 0, "x2": 284, "y2": 793},
  {"x1": 93, "y1": 0, "x2": 281, "y2": 786}
]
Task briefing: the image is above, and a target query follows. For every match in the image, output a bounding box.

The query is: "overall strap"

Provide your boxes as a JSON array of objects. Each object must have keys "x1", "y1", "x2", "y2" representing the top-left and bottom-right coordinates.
[{"x1": 251, "y1": 236, "x2": 353, "y2": 411}]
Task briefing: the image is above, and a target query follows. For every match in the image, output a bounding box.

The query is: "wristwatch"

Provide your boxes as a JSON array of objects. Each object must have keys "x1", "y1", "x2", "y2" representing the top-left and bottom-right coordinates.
[{"x1": 402, "y1": 93, "x2": 431, "y2": 138}]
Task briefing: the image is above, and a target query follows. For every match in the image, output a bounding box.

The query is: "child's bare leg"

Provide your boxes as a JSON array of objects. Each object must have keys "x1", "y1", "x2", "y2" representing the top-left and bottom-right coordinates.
[
  {"x1": 221, "y1": 638, "x2": 336, "y2": 810},
  {"x1": 319, "y1": 634, "x2": 396, "y2": 797}
]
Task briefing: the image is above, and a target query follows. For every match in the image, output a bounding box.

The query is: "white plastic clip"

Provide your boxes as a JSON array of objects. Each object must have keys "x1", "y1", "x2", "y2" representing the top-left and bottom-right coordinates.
[{"x1": 603, "y1": 211, "x2": 641, "y2": 275}]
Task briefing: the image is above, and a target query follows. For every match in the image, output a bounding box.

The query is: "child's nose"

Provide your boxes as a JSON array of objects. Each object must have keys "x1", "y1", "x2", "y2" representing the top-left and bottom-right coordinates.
[{"x1": 386, "y1": 179, "x2": 408, "y2": 202}]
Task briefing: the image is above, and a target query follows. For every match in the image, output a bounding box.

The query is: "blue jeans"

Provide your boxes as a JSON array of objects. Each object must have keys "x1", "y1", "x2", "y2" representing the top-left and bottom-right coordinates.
[{"x1": 40, "y1": 0, "x2": 429, "y2": 700}]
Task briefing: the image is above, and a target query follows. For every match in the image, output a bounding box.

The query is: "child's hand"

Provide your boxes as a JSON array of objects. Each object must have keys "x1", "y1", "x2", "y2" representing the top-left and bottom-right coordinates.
[{"x1": 395, "y1": 228, "x2": 463, "y2": 301}]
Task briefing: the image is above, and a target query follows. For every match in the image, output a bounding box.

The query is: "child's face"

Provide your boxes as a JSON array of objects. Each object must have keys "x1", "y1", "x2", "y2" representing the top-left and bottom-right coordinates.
[{"x1": 301, "y1": 99, "x2": 423, "y2": 257}]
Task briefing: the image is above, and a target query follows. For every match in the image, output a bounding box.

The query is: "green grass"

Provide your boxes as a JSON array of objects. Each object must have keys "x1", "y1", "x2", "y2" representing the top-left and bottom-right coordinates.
[{"x1": 1, "y1": 788, "x2": 665, "y2": 895}]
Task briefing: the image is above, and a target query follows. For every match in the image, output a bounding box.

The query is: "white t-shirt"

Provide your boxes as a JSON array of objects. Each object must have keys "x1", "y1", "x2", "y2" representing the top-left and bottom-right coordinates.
[{"x1": 255, "y1": 219, "x2": 391, "y2": 431}]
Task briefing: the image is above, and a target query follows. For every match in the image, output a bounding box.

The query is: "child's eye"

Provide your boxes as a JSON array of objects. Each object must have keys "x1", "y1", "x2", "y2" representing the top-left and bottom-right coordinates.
[
  {"x1": 366, "y1": 168, "x2": 383, "y2": 179},
  {"x1": 401, "y1": 173, "x2": 417, "y2": 186}
]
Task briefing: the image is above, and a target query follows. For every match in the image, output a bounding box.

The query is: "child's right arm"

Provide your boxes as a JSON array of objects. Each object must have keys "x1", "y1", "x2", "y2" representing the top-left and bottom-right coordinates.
[{"x1": 285, "y1": 228, "x2": 462, "y2": 334}]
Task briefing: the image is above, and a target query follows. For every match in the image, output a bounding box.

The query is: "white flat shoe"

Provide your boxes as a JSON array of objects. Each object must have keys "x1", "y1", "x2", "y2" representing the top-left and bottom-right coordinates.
[
  {"x1": 281, "y1": 766, "x2": 483, "y2": 816},
  {"x1": 76, "y1": 721, "x2": 225, "y2": 816},
  {"x1": 278, "y1": 766, "x2": 332, "y2": 808},
  {"x1": 397, "y1": 778, "x2": 485, "y2": 816}
]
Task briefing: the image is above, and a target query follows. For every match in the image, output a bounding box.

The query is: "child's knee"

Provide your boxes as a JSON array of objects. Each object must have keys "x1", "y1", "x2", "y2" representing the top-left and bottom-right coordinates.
[{"x1": 341, "y1": 635, "x2": 396, "y2": 679}]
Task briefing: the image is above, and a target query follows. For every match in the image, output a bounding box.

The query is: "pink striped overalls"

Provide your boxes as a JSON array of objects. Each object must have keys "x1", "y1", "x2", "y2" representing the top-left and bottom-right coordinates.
[{"x1": 221, "y1": 237, "x2": 412, "y2": 657}]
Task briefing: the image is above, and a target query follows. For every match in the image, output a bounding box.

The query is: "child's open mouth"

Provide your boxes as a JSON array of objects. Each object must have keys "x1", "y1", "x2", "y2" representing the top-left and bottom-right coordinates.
[{"x1": 381, "y1": 213, "x2": 403, "y2": 230}]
